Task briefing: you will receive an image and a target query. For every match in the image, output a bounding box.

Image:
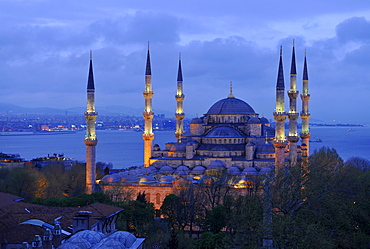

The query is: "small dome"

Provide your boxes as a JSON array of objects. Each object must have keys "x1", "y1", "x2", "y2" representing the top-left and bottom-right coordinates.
[
  {"x1": 208, "y1": 160, "x2": 226, "y2": 170},
  {"x1": 206, "y1": 97, "x2": 255, "y2": 115},
  {"x1": 66, "y1": 236, "x2": 91, "y2": 249},
  {"x1": 191, "y1": 117, "x2": 203, "y2": 124},
  {"x1": 93, "y1": 238, "x2": 125, "y2": 249},
  {"x1": 169, "y1": 143, "x2": 186, "y2": 152},
  {"x1": 256, "y1": 143, "x2": 275, "y2": 154},
  {"x1": 260, "y1": 167, "x2": 273, "y2": 175},
  {"x1": 159, "y1": 165, "x2": 174, "y2": 174},
  {"x1": 260, "y1": 117, "x2": 269, "y2": 124},
  {"x1": 248, "y1": 117, "x2": 261, "y2": 124},
  {"x1": 120, "y1": 175, "x2": 137, "y2": 183},
  {"x1": 206, "y1": 126, "x2": 242, "y2": 138},
  {"x1": 108, "y1": 231, "x2": 136, "y2": 248},
  {"x1": 153, "y1": 144, "x2": 160, "y2": 151},
  {"x1": 174, "y1": 165, "x2": 190, "y2": 175},
  {"x1": 57, "y1": 243, "x2": 80, "y2": 249},
  {"x1": 190, "y1": 165, "x2": 206, "y2": 175},
  {"x1": 139, "y1": 175, "x2": 157, "y2": 183},
  {"x1": 227, "y1": 166, "x2": 241, "y2": 175},
  {"x1": 71, "y1": 230, "x2": 105, "y2": 245},
  {"x1": 242, "y1": 166, "x2": 258, "y2": 175},
  {"x1": 160, "y1": 175, "x2": 175, "y2": 184}
]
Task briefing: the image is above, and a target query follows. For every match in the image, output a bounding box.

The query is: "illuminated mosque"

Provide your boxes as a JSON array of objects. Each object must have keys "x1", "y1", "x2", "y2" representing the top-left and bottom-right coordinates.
[{"x1": 85, "y1": 45, "x2": 311, "y2": 209}]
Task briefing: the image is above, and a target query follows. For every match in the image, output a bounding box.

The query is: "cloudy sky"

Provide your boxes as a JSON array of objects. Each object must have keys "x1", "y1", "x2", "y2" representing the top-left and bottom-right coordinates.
[{"x1": 1, "y1": 0, "x2": 370, "y2": 124}]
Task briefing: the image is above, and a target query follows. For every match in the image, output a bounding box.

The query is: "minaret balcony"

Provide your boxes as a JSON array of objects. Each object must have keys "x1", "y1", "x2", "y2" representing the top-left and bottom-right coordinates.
[
  {"x1": 287, "y1": 136, "x2": 299, "y2": 143},
  {"x1": 143, "y1": 91, "x2": 154, "y2": 99},
  {"x1": 143, "y1": 112, "x2": 154, "y2": 119},
  {"x1": 84, "y1": 138, "x2": 98, "y2": 146},
  {"x1": 273, "y1": 112, "x2": 287, "y2": 121},
  {"x1": 300, "y1": 94, "x2": 310, "y2": 101},
  {"x1": 142, "y1": 133, "x2": 154, "y2": 141},
  {"x1": 288, "y1": 91, "x2": 299, "y2": 99},
  {"x1": 175, "y1": 113, "x2": 185, "y2": 119},
  {"x1": 84, "y1": 112, "x2": 98, "y2": 120},
  {"x1": 300, "y1": 133, "x2": 311, "y2": 139},
  {"x1": 300, "y1": 112, "x2": 310, "y2": 119},
  {"x1": 288, "y1": 112, "x2": 299, "y2": 120},
  {"x1": 273, "y1": 140, "x2": 287, "y2": 148},
  {"x1": 175, "y1": 94, "x2": 185, "y2": 101}
]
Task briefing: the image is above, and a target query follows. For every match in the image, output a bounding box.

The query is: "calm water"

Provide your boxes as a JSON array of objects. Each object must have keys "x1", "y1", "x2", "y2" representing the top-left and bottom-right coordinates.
[{"x1": 0, "y1": 127, "x2": 369, "y2": 169}]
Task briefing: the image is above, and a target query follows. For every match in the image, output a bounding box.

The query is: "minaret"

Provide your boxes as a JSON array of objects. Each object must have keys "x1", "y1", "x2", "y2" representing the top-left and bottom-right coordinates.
[
  {"x1": 84, "y1": 51, "x2": 98, "y2": 194},
  {"x1": 287, "y1": 42, "x2": 299, "y2": 165},
  {"x1": 300, "y1": 51, "x2": 311, "y2": 160},
  {"x1": 142, "y1": 44, "x2": 154, "y2": 167},
  {"x1": 273, "y1": 47, "x2": 287, "y2": 169},
  {"x1": 175, "y1": 53, "x2": 185, "y2": 142}
]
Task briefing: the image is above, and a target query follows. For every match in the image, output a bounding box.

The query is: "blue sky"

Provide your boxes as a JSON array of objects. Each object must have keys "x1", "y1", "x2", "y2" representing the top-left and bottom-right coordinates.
[{"x1": 0, "y1": 0, "x2": 370, "y2": 123}]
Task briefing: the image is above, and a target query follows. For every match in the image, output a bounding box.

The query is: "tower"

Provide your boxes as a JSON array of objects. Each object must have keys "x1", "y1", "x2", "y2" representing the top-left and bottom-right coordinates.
[
  {"x1": 273, "y1": 47, "x2": 287, "y2": 169},
  {"x1": 142, "y1": 45, "x2": 154, "y2": 167},
  {"x1": 300, "y1": 52, "x2": 311, "y2": 160},
  {"x1": 287, "y1": 42, "x2": 299, "y2": 165},
  {"x1": 84, "y1": 51, "x2": 98, "y2": 194},
  {"x1": 175, "y1": 54, "x2": 185, "y2": 142}
]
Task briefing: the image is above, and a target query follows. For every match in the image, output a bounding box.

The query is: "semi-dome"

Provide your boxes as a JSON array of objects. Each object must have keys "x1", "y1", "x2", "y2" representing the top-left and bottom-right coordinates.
[
  {"x1": 174, "y1": 165, "x2": 190, "y2": 174},
  {"x1": 242, "y1": 166, "x2": 258, "y2": 175},
  {"x1": 160, "y1": 175, "x2": 175, "y2": 184},
  {"x1": 159, "y1": 165, "x2": 174, "y2": 174},
  {"x1": 260, "y1": 117, "x2": 269, "y2": 124},
  {"x1": 169, "y1": 143, "x2": 186, "y2": 152},
  {"x1": 190, "y1": 165, "x2": 206, "y2": 175},
  {"x1": 248, "y1": 117, "x2": 261, "y2": 124},
  {"x1": 256, "y1": 143, "x2": 275, "y2": 154},
  {"x1": 227, "y1": 166, "x2": 241, "y2": 175},
  {"x1": 206, "y1": 97, "x2": 255, "y2": 115},
  {"x1": 206, "y1": 126, "x2": 242, "y2": 137},
  {"x1": 208, "y1": 160, "x2": 226, "y2": 170}
]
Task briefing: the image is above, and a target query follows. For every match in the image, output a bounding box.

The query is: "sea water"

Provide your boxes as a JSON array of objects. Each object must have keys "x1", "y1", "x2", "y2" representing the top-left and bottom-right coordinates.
[{"x1": 0, "y1": 127, "x2": 369, "y2": 169}]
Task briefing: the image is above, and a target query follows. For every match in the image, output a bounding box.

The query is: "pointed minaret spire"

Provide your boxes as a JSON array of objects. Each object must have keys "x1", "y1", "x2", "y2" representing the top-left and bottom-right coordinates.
[
  {"x1": 276, "y1": 46, "x2": 285, "y2": 88},
  {"x1": 175, "y1": 53, "x2": 185, "y2": 142},
  {"x1": 87, "y1": 51, "x2": 95, "y2": 91},
  {"x1": 84, "y1": 51, "x2": 98, "y2": 194},
  {"x1": 145, "y1": 42, "x2": 152, "y2": 76},
  {"x1": 287, "y1": 42, "x2": 299, "y2": 166},
  {"x1": 273, "y1": 46, "x2": 287, "y2": 169},
  {"x1": 300, "y1": 51, "x2": 311, "y2": 162},
  {"x1": 143, "y1": 43, "x2": 154, "y2": 167}
]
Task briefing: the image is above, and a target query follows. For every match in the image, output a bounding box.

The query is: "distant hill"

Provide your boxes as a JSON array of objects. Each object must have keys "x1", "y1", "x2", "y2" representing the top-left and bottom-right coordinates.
[{"x1": 0, "y1": 103, "x2": 174, "y2": 117}]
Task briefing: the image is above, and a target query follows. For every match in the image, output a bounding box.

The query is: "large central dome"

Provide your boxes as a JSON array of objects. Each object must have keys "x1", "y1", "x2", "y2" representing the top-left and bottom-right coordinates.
[{"x1": 206, "y1": 97, "x2": 255, "y2": 115}]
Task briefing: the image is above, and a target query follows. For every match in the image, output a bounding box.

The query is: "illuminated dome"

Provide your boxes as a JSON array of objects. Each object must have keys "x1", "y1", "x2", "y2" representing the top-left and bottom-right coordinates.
[
  {"x1": 206, "y1": 126, "x2": 242, "y2": 137},
  {"x1": 206, "y1": 97, "x2": 255, "y2": 115},
  {"x1": 242, "y1": 166, "x2": 258, "y2": 175}
]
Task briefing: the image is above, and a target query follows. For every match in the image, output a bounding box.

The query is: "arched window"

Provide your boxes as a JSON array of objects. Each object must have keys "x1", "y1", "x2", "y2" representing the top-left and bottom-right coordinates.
[{"x1": 156, "y1": 193, "x2": 161, "y2": 205}]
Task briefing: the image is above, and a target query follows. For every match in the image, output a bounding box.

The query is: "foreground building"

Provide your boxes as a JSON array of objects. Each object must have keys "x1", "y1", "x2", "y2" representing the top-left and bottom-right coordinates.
[{"x1": 96, "y1": 45, "x2": 311, "y2": 209}]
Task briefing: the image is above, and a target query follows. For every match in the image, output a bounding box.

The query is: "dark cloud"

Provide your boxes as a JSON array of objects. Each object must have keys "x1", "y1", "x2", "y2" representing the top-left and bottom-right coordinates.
[{"x1": 336, "y1": 17, "x2": 370, "y2": 43}]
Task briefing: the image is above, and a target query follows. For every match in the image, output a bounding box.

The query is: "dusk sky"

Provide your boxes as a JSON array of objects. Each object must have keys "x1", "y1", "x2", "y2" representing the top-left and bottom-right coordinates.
[{"x1": 1, "y1": 1, "x2": 370, "y2": 124}]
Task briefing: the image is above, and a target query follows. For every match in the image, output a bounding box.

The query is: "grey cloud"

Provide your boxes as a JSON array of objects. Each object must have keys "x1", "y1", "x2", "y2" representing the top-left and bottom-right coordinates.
[{"x1": 336, "y1": 17, "x2": 370, "y2": 43}]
